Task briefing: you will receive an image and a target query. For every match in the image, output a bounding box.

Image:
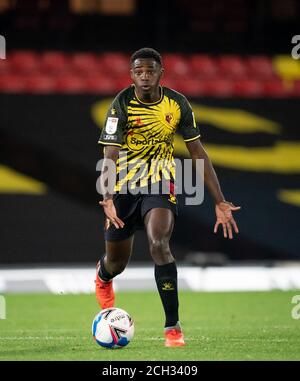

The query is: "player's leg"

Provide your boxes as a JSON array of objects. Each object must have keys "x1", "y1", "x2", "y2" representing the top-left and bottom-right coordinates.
[
  {"x1": 144, "y1": 208, "x2": 185, "y2": 346},
  {"x1": 144, "y1": 207, "x2": 175, "y2": 264},
  {"x1": 95, "y1": 236, "x2": 134, "y2": 309},
  {"x1": 96, "y1": 193, "x2": 139, "y2": 309}
]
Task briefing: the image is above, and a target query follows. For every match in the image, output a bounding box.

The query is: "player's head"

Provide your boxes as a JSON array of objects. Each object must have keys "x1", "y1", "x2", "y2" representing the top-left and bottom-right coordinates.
[
  {"x1": 130, "y1": 47, "x2": 164, "y2": 95},
  {"x1": 131, "y1": 47, "x2": 162, "y2": 66}
]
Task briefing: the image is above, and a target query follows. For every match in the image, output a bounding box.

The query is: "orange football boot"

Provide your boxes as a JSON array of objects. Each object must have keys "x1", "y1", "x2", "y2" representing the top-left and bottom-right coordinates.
[
  {"x1": 164, "y1": 328, "x2": 186, "y2": 347},
  {"x1": 95, "y1": 261, "x2": 115, "y2": 309}
]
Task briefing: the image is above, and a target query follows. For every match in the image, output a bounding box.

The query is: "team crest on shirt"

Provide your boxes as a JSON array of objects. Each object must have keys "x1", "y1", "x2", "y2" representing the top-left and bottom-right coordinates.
[{"x1": 165, "y1": 113, "x2": 173, "y2": 124}]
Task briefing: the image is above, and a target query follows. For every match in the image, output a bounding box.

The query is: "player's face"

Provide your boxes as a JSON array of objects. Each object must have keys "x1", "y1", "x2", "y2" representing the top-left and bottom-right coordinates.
[{"x1": 130, "y1": 58, "x2": 163, "y2": 94}]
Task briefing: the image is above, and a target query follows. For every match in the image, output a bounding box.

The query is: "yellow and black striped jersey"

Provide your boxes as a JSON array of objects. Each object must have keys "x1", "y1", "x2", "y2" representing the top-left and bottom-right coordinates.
[{"x1": 98, "y1": 85, "x2": 201, "y2": 191}]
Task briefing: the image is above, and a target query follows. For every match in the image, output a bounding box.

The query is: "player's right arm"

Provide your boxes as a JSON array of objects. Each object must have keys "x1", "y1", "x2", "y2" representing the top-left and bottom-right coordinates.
[
  {"x1": 99, "y1": 145, "x2": 124, "y2": 229},
  {"x1": 98, "y1": 90, "x2": 128, "y2": 230}
]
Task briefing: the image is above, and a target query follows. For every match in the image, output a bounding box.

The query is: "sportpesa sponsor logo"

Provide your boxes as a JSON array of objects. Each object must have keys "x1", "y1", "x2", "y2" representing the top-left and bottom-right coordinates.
[{"x1": 126, "y1": 131, "x2": 173, "y2": 151}]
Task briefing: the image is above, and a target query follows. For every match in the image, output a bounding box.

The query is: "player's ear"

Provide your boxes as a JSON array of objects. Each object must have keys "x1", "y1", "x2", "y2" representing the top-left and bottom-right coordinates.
[
  {"x1": 130, "y1": 68, "x2": 134, "y2": 80},
  {"x1": 160, "y1": 67, "x2": 164, "y2": 78}
]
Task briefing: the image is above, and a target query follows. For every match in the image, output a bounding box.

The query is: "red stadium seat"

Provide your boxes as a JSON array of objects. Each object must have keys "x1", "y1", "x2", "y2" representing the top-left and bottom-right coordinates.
[
  {"x1": 70, "y1": 53, "x2": 100, "y2": 75},
  {"x1": 100, "y1": 53, "x2": 130, "y2": 77},
  {"x1": 40, "y1": 52, "x2": 69, "y2": 74},
  {"x1": 217, "y1": 55, "x2": 247, "y2": 78},
  {"x1": 163, "y1": 54, "x2": 189, "y2": 78},
  {"x1": 55, "y1": 75, "x2": 86, "y2": 93},
  {"x1": 116, "y1": 76, "x2": 132, "y2": 91},
  {"x1": 84, "y1": 76, "x2": 118, "y2": 94},
  {"x1": 10, "y1": 51, "x2": 40, "y2": 73},
  {"x1": 0, "y1": 75, "x2": 26, "y2": 92},
  {"x1": 202, "y1": 79, "x2": 234, "y2": 96},
  {"x1": 25, "y1": 75, "x2": 56, "y2": 93},
  {"x1": 175, "y1": 79, "x2": 205, "y2": 96},
  {"x1": 161, "y1": 78, "x2": 181, "y2": 91},
  {"x1": 262, "y1": 79, "x2": 291, "y2": 97},
  {"x1": 245, "y1": 56, "x2": 275, "y2": 79},
  {"x1": 0, "y1": 59, "x2": 11, "y2": 75},
  {"x1": 233, "y1": 79, "x2": 263, "y2": 97},
  {"x1": 189, "y1": 54, "x2": 219, "y2": 78},
  {"x1": 292, "y1": 80, "x2": 300, "y2": 97}
]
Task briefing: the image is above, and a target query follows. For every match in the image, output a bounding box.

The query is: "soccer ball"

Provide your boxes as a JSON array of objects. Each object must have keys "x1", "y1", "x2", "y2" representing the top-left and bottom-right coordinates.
[{"x1": 92, "y1": 307, "x2": 134, "y2": 349}]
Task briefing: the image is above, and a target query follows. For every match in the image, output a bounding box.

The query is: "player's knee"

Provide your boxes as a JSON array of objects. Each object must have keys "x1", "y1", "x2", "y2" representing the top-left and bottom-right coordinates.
[{"x1": 149, "y1": 238, "x2": 170, "y2": 255}]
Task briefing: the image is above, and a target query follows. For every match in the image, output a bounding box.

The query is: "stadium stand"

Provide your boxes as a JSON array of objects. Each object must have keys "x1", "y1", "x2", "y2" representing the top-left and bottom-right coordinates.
[{"x1": 0, "y1": 51, "x2": 299, "y2": 96}]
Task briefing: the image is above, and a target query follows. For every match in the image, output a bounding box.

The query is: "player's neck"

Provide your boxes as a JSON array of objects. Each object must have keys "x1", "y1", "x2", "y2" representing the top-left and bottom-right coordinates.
[{"x1": 135, "y1": 86, "x2": 161, "y2": 104}]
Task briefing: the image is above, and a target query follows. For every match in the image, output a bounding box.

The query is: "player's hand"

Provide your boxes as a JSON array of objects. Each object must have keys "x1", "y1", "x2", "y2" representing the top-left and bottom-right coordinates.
[
  {"x1": 99, "y1": 199, "x2": 125, "y2": 229},
  {"x1": 214, "y1": 201, "x2": 241, "y2": 239}
]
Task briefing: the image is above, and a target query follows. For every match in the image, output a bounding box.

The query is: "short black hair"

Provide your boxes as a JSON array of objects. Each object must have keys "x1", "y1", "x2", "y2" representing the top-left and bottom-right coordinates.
[{"x1": 131, "y1": 47, "x2": 162, "y2": 66}]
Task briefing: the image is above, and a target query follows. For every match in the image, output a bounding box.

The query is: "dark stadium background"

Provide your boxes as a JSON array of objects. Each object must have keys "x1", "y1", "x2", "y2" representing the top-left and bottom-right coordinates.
[{"x1": 0, "y1": 0, "x2": 299, "y2": 266}]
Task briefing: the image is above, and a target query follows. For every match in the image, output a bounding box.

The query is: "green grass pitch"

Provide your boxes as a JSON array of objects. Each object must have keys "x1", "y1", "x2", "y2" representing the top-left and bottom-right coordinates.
[{"x1": 0, "y1": 291, "x2": 299, "y2": 360}]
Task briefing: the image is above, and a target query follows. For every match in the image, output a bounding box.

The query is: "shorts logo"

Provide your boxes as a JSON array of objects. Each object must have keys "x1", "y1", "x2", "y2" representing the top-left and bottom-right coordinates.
[
  {"x1": 105, "y1": 117, "x2": 118, "y2": 134},
  {"x1": 168, "y1": 194, "x2": 177, "y2": 204},
  {"x1": 168, "y1": 182, "x2": 177, "y2": 204}
]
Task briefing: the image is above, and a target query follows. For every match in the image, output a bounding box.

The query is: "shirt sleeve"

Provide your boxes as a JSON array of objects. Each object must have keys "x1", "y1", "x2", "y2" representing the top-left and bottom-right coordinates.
[
  {"x1": 98, "y1": 94, "x2": 127, "y2": 147},
  {"x1": 178, "y1": 97, "x2": 201, "y2": 142}
]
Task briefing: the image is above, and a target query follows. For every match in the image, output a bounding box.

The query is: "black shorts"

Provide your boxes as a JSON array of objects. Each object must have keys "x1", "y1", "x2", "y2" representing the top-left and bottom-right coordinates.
[{"x1": 104, "y1": 192, "x2": 178, "y2": 241}]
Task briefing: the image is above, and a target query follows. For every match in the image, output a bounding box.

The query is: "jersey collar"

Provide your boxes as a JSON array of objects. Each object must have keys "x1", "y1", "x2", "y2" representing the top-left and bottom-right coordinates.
[{"x1": 133, "y1": 85, "x2": 164, "y2": 106}]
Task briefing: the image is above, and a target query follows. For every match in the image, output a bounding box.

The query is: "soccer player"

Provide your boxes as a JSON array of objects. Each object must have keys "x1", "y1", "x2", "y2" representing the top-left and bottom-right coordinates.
[{"x1": 96, "y1": 48, "x2": 240, "y2": 347}]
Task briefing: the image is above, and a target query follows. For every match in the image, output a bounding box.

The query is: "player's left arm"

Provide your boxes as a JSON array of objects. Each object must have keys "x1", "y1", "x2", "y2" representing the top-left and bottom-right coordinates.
[{"x1": 186, "y1": 138, "x2": 241, "y2": 239}]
